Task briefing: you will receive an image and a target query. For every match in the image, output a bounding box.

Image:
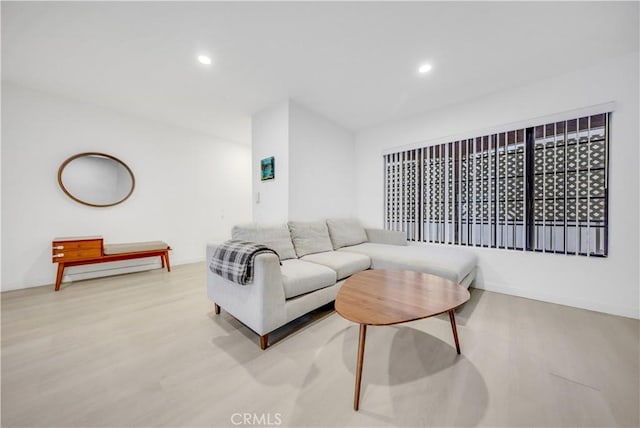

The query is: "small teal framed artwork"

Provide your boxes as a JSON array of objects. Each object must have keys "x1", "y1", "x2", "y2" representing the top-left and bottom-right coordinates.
[{"x1": 261, "y1": 156, "x2": 275, "y2": 181}]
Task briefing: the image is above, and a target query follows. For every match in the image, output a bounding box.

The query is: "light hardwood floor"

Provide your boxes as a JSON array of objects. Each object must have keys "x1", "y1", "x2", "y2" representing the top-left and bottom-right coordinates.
[{"x1": 2, "y1": 263, "x2": 638, "y2": 427}]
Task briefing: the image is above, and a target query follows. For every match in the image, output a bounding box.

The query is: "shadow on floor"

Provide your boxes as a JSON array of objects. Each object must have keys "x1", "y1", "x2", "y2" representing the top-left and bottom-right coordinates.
[
  {"x1": 434, "y1": 286, "x2": 482, "y2": 326},
  {"x1": 209, "y1": 302, "x2": 336, "y2": 364},
  {"x1": 289, "y1": 325, "x2": 489, "y2": 427}
]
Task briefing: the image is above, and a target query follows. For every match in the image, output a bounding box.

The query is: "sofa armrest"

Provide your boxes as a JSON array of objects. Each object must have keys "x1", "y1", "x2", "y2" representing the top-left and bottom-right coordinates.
[
  {"x1": 206, "y1": 243, "x2": 286, "y2": 335},
  {"x1": 365, "y1": 228, "x2": 408, "y2": 246}
]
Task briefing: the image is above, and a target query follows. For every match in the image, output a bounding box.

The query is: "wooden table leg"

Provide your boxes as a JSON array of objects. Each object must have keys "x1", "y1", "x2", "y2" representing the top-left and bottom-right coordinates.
[
  {"x1": 448, "y1": 309, "x2": 461, "y2": 354},
  {"x1": 354, "y1": 324, "x2": 367, "y2": 411},
  {"x1": 54, "y1": 263, "x2": 65, "y2": 292}
]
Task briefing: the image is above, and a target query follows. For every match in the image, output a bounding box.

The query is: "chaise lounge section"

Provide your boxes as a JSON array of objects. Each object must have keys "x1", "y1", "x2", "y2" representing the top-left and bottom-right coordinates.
[{"x1": 206, "y1": 218, "x2": 477, "y2": 349}]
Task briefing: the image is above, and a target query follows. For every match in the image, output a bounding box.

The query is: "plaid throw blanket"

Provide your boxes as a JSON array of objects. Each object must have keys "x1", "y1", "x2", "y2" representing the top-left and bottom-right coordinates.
[{"x1": 209, "y1": 240, "x2": 279, "y2": 285}]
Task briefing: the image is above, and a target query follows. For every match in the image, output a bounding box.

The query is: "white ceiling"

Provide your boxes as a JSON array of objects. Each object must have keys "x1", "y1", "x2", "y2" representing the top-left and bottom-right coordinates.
[{"x1": 2, "y1": 1, "x2": 638, "y2": 144}]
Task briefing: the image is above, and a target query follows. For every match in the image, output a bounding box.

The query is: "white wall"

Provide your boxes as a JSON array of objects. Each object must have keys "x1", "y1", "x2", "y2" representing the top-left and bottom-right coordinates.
[
  {"x1": 252, "y1": 100, "x2": 289, "y2": 223},
  {"x1": 289, "y1": 101, "x2": 355, "y2": 220},
  {"x1": 1, "y1": 83, "x2": 252, "y2": 291},
  {"x1": 252, "y1": 99, "x2": 356, "y2": 223},
  {"x1": 355, "y1": 52, "x2": 639, "y2": 319}
]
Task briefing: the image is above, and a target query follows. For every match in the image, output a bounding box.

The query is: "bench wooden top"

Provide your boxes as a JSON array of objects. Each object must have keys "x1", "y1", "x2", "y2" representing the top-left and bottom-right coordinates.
[{"x1": 53, "y1": 236, "x2": 103, "y2": 242}]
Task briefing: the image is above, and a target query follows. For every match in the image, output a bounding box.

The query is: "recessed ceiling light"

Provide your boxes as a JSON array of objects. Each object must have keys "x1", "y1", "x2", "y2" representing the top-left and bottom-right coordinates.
[
  {"x1": 418, "y1": 63, "x2": 433, "y2": 74},
  {"x1": 197, "y1": 55, "x2": 212, "y2": 65}
]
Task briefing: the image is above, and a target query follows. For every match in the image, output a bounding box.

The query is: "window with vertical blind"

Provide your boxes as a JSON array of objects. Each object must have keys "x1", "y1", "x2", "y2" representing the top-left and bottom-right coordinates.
[{"x1": 383, "y1": 112, "x2": 609, "y2": 256}]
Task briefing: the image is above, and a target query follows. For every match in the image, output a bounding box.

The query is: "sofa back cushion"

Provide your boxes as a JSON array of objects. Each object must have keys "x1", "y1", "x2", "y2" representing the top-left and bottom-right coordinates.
[
  {"x1": 288, "y1": 221, "x2": 334, "y2": 257},
  {"x1": 326, "y1": 218, "x2": 368, "y2": 250},
  {"x1": 232, "y1": 223, "x2": 297, "y2": 260}
]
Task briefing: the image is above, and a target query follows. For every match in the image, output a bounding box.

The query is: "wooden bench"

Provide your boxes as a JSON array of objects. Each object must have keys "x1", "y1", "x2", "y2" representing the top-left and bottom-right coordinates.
[{"x1": 52, "y1": 236, "x2": 171, "y2": 291}]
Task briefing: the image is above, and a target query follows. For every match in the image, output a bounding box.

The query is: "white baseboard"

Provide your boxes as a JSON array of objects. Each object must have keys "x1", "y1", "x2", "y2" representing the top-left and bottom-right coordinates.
[{"x1": 474, "y1": 281, "x2": 640, "y2": 320}]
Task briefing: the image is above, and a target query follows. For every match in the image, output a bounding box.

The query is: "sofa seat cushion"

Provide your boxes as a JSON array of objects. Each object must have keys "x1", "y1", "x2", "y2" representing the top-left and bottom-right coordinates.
[
  {"x1": 301, "y1": 251, "x2": 371, "y2": 280},
  {"x1": 339, "y1": 243, "x2": 477, "y2": 284},
  {"x1": 280, "y1": 259, "x2": 337, "y2": 299}
]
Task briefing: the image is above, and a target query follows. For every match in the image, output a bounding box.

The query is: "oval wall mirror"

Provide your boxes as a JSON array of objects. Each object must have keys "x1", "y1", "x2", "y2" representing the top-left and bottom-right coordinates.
[{"x1": 58, "y1": 152, "x2": 135, "y2": 207}]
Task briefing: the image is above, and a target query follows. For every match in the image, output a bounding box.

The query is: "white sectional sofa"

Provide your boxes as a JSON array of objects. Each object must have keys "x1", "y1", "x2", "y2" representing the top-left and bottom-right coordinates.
[{"x1": 206, "y1": 219, "x2": 477, "y2": 349}]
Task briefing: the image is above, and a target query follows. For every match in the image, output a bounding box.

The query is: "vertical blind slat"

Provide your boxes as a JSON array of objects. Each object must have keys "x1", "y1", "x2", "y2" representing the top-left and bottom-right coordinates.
[
  {"x1": 575, "y1": 120, "x2": 580, "y2": 255},
  {"x1": 542, "y1": 124, "x2": 546, "y2": 252},
  {"x1": 522, "y1": 128, "x2": 526, "y2": 251},
  {"x1": 458, "y1": 140, "x2": 462, "y2": 246},
  {"x1": 587, "y1": 116, "x2": 591, "y2": 256}
]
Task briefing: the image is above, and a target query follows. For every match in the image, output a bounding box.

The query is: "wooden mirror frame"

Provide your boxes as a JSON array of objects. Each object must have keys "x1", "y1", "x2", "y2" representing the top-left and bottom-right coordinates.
[{"x1": 57, "y1": 152, "x2": 135, "y2": 208}]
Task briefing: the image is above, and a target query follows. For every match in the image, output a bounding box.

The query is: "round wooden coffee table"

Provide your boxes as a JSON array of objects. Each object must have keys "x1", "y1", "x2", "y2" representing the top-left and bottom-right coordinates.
[{"x1": 335, "y1": 269, "x2": 470, "y2": 411}]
